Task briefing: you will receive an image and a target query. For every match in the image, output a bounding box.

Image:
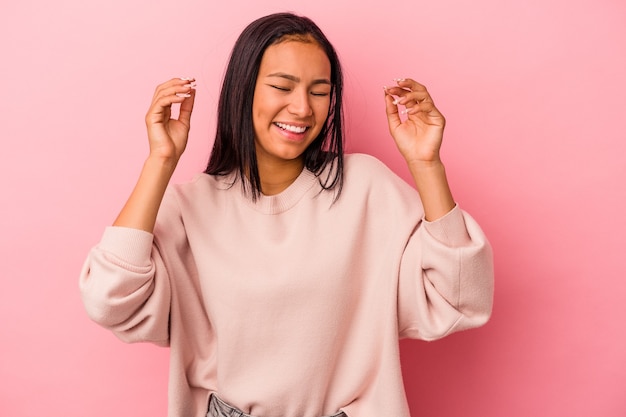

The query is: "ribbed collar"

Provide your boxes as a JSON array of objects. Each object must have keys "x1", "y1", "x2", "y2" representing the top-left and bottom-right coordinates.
[{"x1": 217, "y1": 168, "x2": 319, "y2": 215}]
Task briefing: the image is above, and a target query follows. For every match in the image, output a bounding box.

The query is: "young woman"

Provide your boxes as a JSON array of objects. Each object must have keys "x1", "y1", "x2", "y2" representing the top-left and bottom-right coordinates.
[{"x1": 80, "y1": 12, "x2": 494, "y2": 417}]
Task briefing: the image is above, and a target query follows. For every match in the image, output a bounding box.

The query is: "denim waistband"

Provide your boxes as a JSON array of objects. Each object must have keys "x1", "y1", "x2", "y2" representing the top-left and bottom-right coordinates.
[{"x1": 207, "y1": 394, "x2": 347, "y2": 417}]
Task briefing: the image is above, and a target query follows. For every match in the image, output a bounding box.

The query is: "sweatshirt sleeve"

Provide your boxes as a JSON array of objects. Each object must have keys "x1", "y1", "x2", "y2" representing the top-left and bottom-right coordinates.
[
  {"x1": 78, "y1": 188, "x2": 187, "y2": 346},
  {"x1": 397, "y1": 205, "x2": 494, "y2": 341},
  {"x1": 79, "y1": 226, "x2": 170, "y2": 345}
]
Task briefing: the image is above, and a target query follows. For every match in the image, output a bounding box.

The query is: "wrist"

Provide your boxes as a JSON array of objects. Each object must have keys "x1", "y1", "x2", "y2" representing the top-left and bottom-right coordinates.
[
  {"x1": 406, "y1": 159, "x2": 455, "y2": 221},
  {"x1": 145, "y1": 153, "x2": 179, "y2": 172},
  {"x1": 406, "y1": 158, "x2": 445, "y2": 173}
]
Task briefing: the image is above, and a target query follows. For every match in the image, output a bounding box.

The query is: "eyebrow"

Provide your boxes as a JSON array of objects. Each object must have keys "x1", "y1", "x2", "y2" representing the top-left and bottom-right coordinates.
[{"x1": 266, "y1": 72, "x2": 331, "y2": 85}]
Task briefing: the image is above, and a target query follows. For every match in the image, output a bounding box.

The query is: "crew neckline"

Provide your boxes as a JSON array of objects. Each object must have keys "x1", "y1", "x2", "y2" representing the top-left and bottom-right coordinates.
[{"x1": 217, "y1": 168, "x2": 319, "y2": 215}]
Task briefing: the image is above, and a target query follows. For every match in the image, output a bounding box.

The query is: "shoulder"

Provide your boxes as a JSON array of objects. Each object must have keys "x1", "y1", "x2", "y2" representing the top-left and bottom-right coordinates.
[
  {"x1": 154, "y1": 173, "x2": 238, "y2": 238},
  {"x1": 341, "y1": 153, "x2": 422, "y2": 211},
  {"x1": 343, "y1": 153, "x2": 414, "y2": 193},
  {"x1": 157, "y1": 173, "x2": 235, "y2": 221},
  {"x1": 333, "y1": 154, "x2": 424, "y2": 231},
  {"x1": 344, "y1": 153, "x2": 390, "y2": 175},
  {"x1": 169, "y1": 173, "x2": 234, "y2": 202}
]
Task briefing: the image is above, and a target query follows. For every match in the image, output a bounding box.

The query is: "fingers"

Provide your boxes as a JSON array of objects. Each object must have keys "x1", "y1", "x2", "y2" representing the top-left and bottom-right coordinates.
[
  {"x1": 152, "y1": 77, "x2": 196, "y2": 100},
  {"x1": 147, "y1": 77, "x2": 197, "y2": 124},
  {"x1": 385, "y1": 78, "x2": 431, "y2": 106},
  {"x1": 384, "y1": 78, "x2": 442, "y2": 119},
  {"x1": 383, "y1": 87, "x2": 402, "y2": 129},
  {"x1": 178, "y1": 81, "x2": 196, "y2": 126},
  {"x1": 178, "y1": 89, "x2": 196, "y2": 126}
]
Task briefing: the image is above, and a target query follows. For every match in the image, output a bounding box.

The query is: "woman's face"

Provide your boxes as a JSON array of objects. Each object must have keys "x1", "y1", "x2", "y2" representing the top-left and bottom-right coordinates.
[{"x1": 252, "y1": 39, "x2": 332, "y2": 168}]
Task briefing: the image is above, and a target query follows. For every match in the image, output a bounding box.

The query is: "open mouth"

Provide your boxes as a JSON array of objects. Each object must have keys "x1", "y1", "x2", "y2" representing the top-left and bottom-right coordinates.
[{"x1": 274, "y1": 122, "x2": 309, "y2": 134}]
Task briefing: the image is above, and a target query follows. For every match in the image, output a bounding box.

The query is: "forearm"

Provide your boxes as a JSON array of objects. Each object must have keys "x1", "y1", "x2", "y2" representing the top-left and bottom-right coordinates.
[
  {"x1": 407, "y1": 160, "x2": 455, "y2": 222},
  {"x1": 113, "y1": 156, "x2": 178, "y2": 232}
]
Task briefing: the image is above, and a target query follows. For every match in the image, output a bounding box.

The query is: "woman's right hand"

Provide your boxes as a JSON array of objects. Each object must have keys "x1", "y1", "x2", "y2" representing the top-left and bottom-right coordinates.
[
  {"x1": 112, "y1": 78, "x2": 196, "y2": 232},
  {"x1": 145, "y1": 78, "x2": 196, "y2": 161}
]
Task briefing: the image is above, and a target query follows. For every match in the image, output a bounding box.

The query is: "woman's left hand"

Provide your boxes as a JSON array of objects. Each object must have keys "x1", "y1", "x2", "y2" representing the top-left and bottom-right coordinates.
[{"x1": 384, "y1": 78, "x2": 446, "y2": 165}]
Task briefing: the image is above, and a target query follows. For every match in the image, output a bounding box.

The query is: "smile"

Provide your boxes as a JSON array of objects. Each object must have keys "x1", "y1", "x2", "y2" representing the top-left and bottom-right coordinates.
[{"x1": 274, "y1": 122, "x2": 309, "y2": 134}]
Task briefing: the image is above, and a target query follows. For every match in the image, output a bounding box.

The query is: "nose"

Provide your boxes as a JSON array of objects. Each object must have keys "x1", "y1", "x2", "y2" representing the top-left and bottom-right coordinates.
[{"x1": 288, "y1": 89, "x2": 313, "y2": 117}]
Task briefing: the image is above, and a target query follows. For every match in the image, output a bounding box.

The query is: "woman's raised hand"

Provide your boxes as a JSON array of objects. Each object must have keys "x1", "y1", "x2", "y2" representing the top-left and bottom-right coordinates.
[
  {"x1": 384, "y1": 78, "x2": 455, "y2": 221},
  {"x1": 384, "y1": 79, "x2": 446, "y2": 166},
  {"x1": 145, "y1": 78, "x2": 196, "y2": 162},
  {"x1": 111, "y1": 78, "x2": 196, "y2": 232}
]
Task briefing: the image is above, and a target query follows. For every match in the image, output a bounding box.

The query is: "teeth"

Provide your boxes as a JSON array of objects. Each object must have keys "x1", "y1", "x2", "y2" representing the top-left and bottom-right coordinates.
[{"x1": 275, "y1": 122, "x2": 307, "y2": 133}]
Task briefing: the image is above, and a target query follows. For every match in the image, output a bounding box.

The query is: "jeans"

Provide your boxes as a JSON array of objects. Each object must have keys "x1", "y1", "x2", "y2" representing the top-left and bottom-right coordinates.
[{"x1": 207, "y1": 394, "x2": 348, "y2": 417}]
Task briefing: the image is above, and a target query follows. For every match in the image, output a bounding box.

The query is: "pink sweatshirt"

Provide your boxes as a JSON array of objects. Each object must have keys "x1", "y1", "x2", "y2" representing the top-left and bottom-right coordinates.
[{"x1": 80, "y1": 153, "x2": 494, "y2": 417}]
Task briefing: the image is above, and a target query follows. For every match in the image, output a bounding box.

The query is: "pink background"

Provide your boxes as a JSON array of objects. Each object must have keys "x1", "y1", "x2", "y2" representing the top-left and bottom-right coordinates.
[{"x1": 1, "y1": 0, "x2": 625, "y2": 416}]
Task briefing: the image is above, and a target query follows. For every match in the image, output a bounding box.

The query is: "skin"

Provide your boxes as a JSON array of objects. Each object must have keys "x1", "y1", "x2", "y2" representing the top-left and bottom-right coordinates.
[
  {"x1": 251, "y1": 40, "x2": 332, "y2": 195},
  {"x1": 113, "y1": 43, "x2": 454, "y2": 233},
  {"x1": 384, "y1": 79, "x2": 455, "y2": 221},
  {"x1": 113, "y1": 77, "x2": 196, "y2": 232}
]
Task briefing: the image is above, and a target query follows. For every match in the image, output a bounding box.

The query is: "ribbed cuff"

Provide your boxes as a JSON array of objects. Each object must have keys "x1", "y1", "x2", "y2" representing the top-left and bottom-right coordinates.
[
  {"x1": 98, "y1": 226, "x2": 154, "y2": 266},
  {"x1": 422, "y1": 204, "x2": 472, "y2": 247}
]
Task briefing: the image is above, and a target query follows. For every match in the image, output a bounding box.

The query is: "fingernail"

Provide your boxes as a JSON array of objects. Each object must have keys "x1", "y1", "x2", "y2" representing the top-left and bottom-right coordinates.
[
  {"x1": 184, "y1": 83, "x2": 197, "y2": 88},
  {"x1": 401, "y1": 108, "x2": 409, "y2": 115},
  {"x1": 392, "y1": 99, "x2": 400, "y2": 105},
  {"x1": 394, "y1": 78, "x2": 406, "y2": 82},
  {"x1": 180, "y1": 77, "x2": 195, "y2": 81},
  {"x1": 176, "y1": 93, "x2": 192, "y2": 98}
]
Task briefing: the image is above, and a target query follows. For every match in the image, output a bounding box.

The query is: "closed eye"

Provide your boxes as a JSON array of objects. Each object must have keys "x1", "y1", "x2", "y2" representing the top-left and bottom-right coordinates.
[{"x1": 269, "y1": 85, "x2": 290, "y2": 92}]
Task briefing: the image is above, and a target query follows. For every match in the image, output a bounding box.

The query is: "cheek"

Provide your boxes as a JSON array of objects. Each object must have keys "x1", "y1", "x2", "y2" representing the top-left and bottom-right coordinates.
[
  {"x1": 314, "y1": 97, "x2": 331, "y2": 118},
  {"x1": 254, "y1": 95, "x2": 283, "y2": 121},
  {"x1": 252, "y1": 100, "x2": 272, "y2": 133}
]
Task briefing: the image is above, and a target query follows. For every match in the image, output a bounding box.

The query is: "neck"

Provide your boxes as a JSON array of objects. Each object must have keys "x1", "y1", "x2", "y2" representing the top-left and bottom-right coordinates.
[{"x1": 257, "y1": 157, "x2": 304, "y2": 196}]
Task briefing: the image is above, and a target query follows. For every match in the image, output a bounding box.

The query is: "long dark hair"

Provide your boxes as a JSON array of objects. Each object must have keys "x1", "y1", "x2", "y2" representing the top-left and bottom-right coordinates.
[{"x1": 204, "y1": 13, "x2": 344, "y2": 200}]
